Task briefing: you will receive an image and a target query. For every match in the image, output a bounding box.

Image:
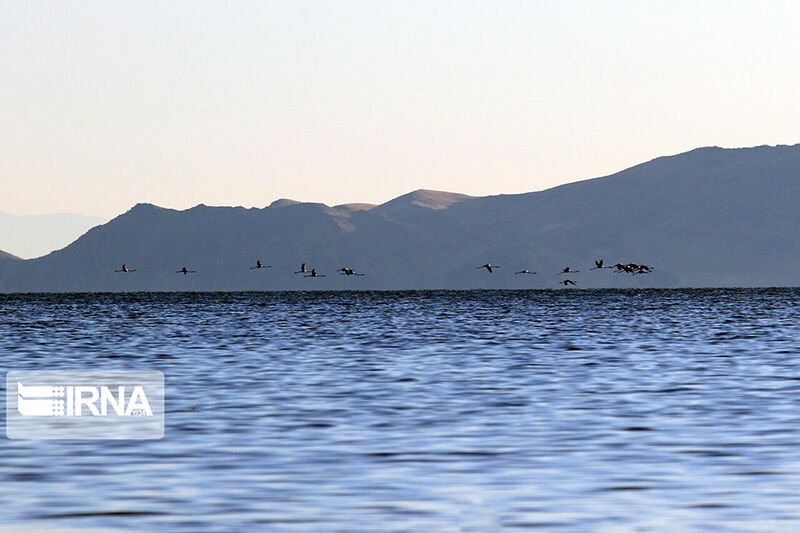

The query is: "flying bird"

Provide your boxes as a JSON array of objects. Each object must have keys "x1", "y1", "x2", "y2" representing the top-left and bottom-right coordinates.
[
  {"x1": 115, "y1": 264, "x2": 135, "y2": 273},
  {"x1": 559, "y1": 267, "x2": 579, "y2": 274},
  {"x1": 338, "y1": 267, "x2": 365, "y2": 276},
  {"x1": 304, "y1": 268, "x2": 325, "y2": 278},
  {"x1": 478, "y1": 264, "x2": 499, "y2": 273},
  {"x1": 514, "y1": 269, "x2": 536, "y2": 274},
  {"x1": 250, "y1": 260, "x2": 271, "y2": 269},
  {"x1": 560, "y1": 279, "x2": 577, "y2": 286},
  {"x1": 590, "y1": 260, "x2": 606, "y2": 270},
  {"x1": 612, "y1": 263, "x2": 653, "y2": 274},
  {"x1": 175, "y1": 266, "x2": 196, "y2": 275},
  {"x1": 294, "y1": 263, "x2": 308, "y2": 274}
]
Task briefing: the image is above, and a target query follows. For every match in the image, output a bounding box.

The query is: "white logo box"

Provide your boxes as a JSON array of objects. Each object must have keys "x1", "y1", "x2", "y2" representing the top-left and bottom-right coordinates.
[{"x1": 6, "y1": 370, "x2": 164, "y2": 439}]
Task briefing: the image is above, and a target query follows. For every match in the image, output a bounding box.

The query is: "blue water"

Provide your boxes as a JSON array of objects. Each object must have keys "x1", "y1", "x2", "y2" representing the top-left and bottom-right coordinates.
[{"x1": 1, "y1": 289, "x2": 800, "y2": 531}]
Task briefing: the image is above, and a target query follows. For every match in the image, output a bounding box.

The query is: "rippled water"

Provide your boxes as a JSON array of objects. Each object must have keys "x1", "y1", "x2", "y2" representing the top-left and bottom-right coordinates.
[{"x1": 1, "y1": 289, "x2": 800, "y2": 531}]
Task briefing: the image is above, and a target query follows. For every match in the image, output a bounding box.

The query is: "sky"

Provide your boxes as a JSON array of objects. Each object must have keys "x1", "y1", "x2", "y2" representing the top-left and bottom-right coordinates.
[{"x1": 2, "y1": 1, "x2": 799, "y2": 218}]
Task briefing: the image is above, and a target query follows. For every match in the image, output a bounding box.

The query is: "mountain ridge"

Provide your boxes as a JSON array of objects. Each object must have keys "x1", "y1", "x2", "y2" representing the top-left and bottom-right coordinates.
[
  {"x1": 0, "y1": 249, "x2": 21, "y2": 262},
  {"x1": 2, "y1": 144, "x2": 799, "y2": 291}
]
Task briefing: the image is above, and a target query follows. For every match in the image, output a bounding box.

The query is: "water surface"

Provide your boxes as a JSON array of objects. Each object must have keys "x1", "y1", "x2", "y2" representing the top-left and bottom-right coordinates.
[{"x1": 1, "y1": 289, "x2": 800, "y2": 531}]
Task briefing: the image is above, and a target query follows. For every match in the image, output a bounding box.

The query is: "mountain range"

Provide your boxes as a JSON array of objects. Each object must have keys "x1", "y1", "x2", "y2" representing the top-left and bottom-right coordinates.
[{"x1": 1, "y1": 144, "x2": 799, "y2": 292}]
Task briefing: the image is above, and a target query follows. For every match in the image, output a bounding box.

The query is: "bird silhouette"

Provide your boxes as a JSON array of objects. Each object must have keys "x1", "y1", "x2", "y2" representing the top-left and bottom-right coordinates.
[
  {"x1": 250, "y1": 260, "x2": 271, "y2": 269},
  {"x1": 590, "y1": 260, "x2": 606, "y2": 270},
  {"x1": 612, "y1": 263, "x2": 652, "y2": 274},
  {"x1": 115, "y1": 264, "x2": 135, "y2": 273},
  {"x1": 560, "y1": 279, "x2": 577, "y2": 286},
  {"x1": 304, "y1": 268, "x2": 325, "y2": 278},
  {"x1": 478, "y1": 264, "x2": 499, "y2": 273},
  {"x1": 175, "y1": 266, "x2": 196, "y2": 275},
  {"x1": 514, "y1": 269, "x2": 536, "y2": 274},
  {"x1": 559, "y1": 267, "x2": 579, "y2": 274},
  {"x1": 294, "y1": 263, "x2": 308, "y2": 274},
  {"x1": 338, "y1": 267, "x2": 365, "y2": 276}
]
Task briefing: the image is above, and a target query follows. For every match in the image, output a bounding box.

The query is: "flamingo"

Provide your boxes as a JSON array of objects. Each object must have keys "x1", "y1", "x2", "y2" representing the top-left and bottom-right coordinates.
[
  {"x1": 338, "y1": 267, "x2": 365, "y2": 276},
  {"x1": 294, "y1": 263, "x2": 308, "y2": 274},
  {"x1": 514, "y1": 269, "x2": 536, "y2": 274},
  {"x1": 304, "y1": 268, "x2": 325, "y2": 278},
  {"x1": 250, "y1": 260, "x2": 271, "y2": 269},
  {"x1": 115, "y1": 264, "x2": 135, "y2": 273},
  {"x1": 478, "y1": 264, "x2": 499, "y2": 273},
  {"x1": 175, "y1": 266, "x2": 196, "y2": 275}
]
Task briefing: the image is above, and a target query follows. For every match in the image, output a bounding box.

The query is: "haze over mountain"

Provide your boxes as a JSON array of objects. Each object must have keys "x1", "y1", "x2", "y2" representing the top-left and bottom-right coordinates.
[
  {"x1": 1, "y1": 145, "x2": 799, "y2": 292},
  {"x1": 0, "y1": 211, "x2": 106, "y2": 259}
]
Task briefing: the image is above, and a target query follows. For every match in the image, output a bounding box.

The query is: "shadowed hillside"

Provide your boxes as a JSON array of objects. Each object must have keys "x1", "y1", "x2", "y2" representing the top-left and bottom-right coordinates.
[
  {"x1": 1, "y1": 145, "x2": 799, "y2": 291},
  {"x1": 0, "y1": 249, "x2": 21, "y2": 262}
]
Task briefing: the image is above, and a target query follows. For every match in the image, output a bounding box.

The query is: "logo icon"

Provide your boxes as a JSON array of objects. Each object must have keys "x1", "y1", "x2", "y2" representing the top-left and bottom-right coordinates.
[
  {"x1": 17, "y1": 382, "x2": 66, "y2": 416},
  {"x1": 6, "y1": 371, "x2": 164, "y2": 439}
]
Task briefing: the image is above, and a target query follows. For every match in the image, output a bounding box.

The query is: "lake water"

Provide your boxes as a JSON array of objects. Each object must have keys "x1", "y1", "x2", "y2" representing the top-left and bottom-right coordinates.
[{"x1": 1, "y1": 289, "x2": 800, "y2": 531}]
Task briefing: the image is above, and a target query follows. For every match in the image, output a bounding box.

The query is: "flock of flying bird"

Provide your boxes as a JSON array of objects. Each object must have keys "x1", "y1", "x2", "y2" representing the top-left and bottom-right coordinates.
[
  {"x1": 477, "y1": 259, "x2": 653, "y2": 286},
  {"x1": 114, "y1": 259, "x2": 652, "y2": 286},
  {"x1": 115, "y1": 262, "x2": 361, "y2": 278}
]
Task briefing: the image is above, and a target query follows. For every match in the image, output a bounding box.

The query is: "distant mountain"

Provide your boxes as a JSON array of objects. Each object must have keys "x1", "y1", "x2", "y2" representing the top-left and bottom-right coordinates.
[
  {"x1": 371, "y1": 189, "x2": 474, "y2": 217},
  {"x1": 332, "y1": 203, "x2": 377, "y2": 213},
  {"x1": 0, "y1": 211, "x2": 106, "y2": 259},
  {"x1": 0, "y1": 249, "x2": 21, "y2": 262},
  {"x1": 1, "y1": 144, "x2": 799, "y2": 292},
  {"x1": 267, "y1": 199, "x2": 301, "y2": 208}
]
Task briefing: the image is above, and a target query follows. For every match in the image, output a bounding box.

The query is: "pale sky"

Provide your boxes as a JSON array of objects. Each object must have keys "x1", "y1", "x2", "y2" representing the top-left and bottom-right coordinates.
[{"x1": 2, "y1": 1, "x2": 799, "y2": 218}]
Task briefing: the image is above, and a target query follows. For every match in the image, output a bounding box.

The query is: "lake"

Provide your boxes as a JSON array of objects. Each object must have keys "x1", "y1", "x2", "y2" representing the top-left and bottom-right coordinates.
[{"x1": 1, "y1": 289, "x2": 800, "y2": 531}]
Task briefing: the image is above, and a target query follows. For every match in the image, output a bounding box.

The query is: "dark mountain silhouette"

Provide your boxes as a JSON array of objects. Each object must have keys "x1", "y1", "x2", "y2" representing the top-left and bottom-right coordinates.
[
  {"x1": 1, "y1": 144, "x2": 799, "y2": 292},
  {"x1": 268, "y1": 199, "x2": 301, "y2": 208},
  {"x1": 0, "y1": 249, "x2": 21, "y2": 263}
]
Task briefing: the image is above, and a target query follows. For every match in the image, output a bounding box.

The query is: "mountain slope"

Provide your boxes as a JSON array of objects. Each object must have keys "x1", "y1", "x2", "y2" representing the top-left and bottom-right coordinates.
[
  {"x1": 441, "y1": 145, "x2": 800, "y2": 287},
  {"x1": 1, "y1": 144, "x2": 799, "y2": 291},
  {"x1": 0, "y1": 249, "x2": 21, "y2": 262}
]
